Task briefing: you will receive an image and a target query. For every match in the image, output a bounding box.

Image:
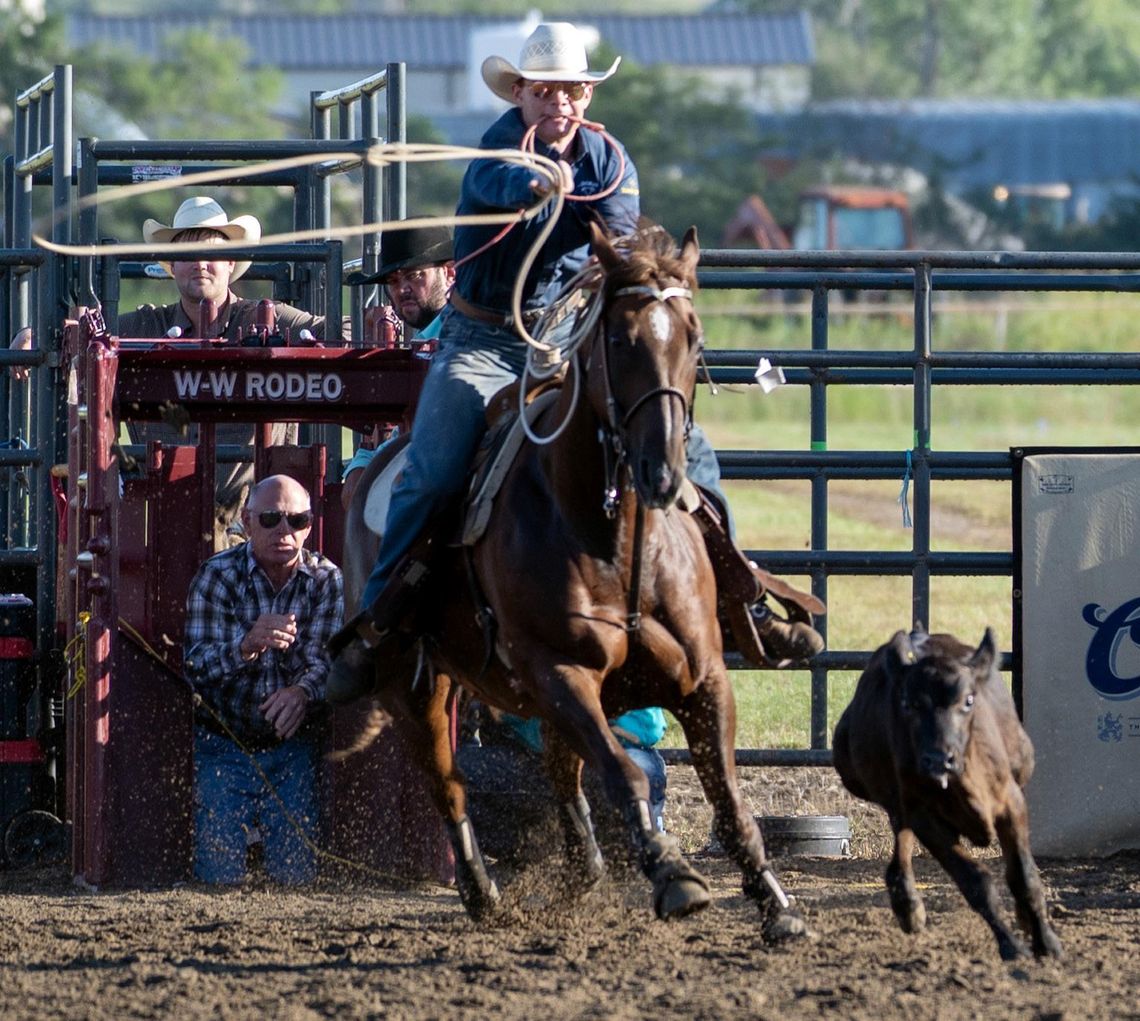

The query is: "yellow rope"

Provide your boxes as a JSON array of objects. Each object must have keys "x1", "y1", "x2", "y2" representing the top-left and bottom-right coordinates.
[
  {"x1": 29, "y1": 139, "x2": 571, "y2": 354},
  {"x1": 63, "y1": 611, "x2": 90, "y2": 699}
]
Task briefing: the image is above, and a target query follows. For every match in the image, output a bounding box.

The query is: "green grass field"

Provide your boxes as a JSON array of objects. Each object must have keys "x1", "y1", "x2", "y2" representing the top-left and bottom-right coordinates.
[{"x1": 660, "y1": 290, "x2": 1140, "y2": 749}]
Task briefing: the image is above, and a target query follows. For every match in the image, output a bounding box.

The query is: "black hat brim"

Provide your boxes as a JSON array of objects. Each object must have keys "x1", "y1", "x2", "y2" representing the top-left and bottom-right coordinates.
[{"x1": 346, "y1": 234, "x2": 454, "y2": 286}]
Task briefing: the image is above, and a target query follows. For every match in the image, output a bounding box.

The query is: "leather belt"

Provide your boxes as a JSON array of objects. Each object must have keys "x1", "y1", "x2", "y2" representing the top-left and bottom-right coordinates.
[{"x1": 449, "y1": 291, "x2": 541, "y2": 328}]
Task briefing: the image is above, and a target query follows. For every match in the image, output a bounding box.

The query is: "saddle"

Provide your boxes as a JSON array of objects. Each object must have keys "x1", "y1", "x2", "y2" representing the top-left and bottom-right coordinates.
[
  {"x1": 349, "y1": 381, "x2": 825, "y2": 671},
  {"x1": 338, "y1": 378, "x2": 565, "y2": 661},
  {"x1": 462, "y1": 383, "x2": 562, "y2": 547}
]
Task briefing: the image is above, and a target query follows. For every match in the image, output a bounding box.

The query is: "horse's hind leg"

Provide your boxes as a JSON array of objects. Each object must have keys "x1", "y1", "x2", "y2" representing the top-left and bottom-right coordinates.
[
  {"x1": 378, "y1": 666, "x2": 500, "y2": 922},
  {"x1": 542, "y1": 729, "x2": 606, "y2": 896},
  {"x1": 674, "y1": 669, "x2": 808, "y2": 943}
]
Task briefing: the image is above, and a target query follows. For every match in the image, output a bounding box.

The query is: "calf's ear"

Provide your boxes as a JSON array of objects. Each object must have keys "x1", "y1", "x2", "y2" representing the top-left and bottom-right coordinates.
[
  {"x1": 884, "y1": 629, "x2": 918, "y2": 684},
  {"x1": 967, "y1": 627, "x2": 997, "y2": 680}
]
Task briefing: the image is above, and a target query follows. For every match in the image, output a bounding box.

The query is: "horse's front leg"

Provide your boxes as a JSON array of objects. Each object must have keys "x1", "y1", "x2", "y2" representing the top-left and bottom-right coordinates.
[
  {"x1": 541, "y1": 727, "x2": 606, "y2": 896},
  {"x1": 376, "y1": 661, "x2": 500, "y2": 922},
  {"x1": 674, "y1": 665, "x2": 809, "y2": 943},
  {"x1": 527, "y1": 661, "x2": 710, "y2": 921}
]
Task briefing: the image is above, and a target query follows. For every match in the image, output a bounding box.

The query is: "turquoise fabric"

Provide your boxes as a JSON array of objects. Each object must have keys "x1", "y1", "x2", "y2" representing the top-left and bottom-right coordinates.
[
  {"x1": 501, "y1": 707, "x2": 665, "y2": 752},
  {"x1": 416, "y1": 315, "x2": 443, "y2": 340},
  {"x1": 610, "y1": 707, "x2": 667, "y2": 748}
]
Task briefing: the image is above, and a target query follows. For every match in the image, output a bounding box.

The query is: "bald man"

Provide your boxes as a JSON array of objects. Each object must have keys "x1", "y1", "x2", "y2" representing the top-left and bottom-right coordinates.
[{"x1": 184, "y1": 474, "x2": 343, "y2": 885}]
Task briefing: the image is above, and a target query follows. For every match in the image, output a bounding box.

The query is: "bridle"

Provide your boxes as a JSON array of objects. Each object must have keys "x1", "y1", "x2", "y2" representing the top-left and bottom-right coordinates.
[
  {"x1": 589, "y1": 280, "x2": 699, "y2": 632},
  {"x1": 594, "y1": 281, "x2": 698, "y2": 518}
]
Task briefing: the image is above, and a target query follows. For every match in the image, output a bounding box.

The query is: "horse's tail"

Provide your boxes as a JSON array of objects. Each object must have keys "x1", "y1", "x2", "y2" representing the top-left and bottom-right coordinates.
[{"x1": 325, "y1": 704, "x2": 392, "y2": 762}]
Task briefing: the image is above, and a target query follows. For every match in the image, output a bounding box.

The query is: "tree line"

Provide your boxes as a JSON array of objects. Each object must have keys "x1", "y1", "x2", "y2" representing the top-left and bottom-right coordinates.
[{"x1": 3, "y1": 2, "x2": 1138, "y2": 251}]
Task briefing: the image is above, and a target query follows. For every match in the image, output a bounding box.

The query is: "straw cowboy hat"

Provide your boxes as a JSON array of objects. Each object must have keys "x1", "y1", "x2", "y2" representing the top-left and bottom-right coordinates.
[
  {"x1": 481, "y1": 22, "x2": 621, "y2": 104},
  {"x1": 346, "y1": 223, "x2": 453, "y2": 286},
  {"x1": 142, "y1": 196, "x2": 262, "y2": 281}
]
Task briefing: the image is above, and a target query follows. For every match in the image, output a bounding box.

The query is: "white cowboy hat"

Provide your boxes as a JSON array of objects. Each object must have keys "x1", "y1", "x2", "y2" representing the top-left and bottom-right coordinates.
[
  {"x1": 481, "y1": 22, "x2": 621, "y2": 104},
  {"x1": 142, "y1": 196, "x2": 262, "y2": 281}
]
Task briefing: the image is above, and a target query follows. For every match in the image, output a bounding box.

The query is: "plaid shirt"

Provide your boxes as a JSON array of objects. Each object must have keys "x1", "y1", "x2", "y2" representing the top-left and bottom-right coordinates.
[{"x1": 184, "y1": 543, "x2": 344, "y2": 745}]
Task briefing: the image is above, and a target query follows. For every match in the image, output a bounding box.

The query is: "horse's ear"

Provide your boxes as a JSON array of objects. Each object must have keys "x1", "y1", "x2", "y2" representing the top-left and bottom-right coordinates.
[
  {"x1": 679, "y1": 226, "x2": 700, "y2": 277},
  {"x1": 590, "y1": 221, "x2": 622, "y2": 271}
]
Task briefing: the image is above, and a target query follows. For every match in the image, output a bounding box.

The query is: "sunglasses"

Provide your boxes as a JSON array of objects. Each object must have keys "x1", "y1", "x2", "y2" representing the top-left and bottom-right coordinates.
[
  {"x1": 527, "y1": 81, "x2": 589, "y2": 102},
  {"x1": 256, "y1": 510, "x2": 313, "y2": 530}
]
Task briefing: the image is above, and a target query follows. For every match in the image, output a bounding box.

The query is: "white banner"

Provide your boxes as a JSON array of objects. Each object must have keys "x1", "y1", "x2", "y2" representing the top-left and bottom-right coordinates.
[{"x1": 1020, "y1": 452, "x2": 1140, "y2": 855}]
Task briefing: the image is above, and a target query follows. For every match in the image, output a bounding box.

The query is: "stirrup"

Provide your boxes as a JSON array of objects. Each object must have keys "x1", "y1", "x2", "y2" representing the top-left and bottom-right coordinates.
[
  {"x1": 338, "y1": 553, "x2": 432, "y2": 657},
  {"x1": 748, "y1": 561, "x2": 826, "y2": 621},
  {"x1": 750, "y1": 598, "x2": 824, "y2": 663},
  {"x1": 722, "y1": 597, "x2": 824, "y2": 669},
  {"x1": 327, "y1": 611, "x2": 386, "y2": 658}
]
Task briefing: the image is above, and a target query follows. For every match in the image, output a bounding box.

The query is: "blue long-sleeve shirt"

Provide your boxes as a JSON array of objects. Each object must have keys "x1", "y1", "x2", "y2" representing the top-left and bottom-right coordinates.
[{"x1": 453, "y1": 107, "x2": 640, "y2": 315}]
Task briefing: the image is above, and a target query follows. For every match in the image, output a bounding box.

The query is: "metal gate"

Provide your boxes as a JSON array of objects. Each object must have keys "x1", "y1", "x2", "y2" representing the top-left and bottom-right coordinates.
[
  {"x1": 691, "y1": 247, "x2": 1140, "y2": 764},
  {"x1": 5, "y1": 66, "x2": 1140, "y2": 821}
]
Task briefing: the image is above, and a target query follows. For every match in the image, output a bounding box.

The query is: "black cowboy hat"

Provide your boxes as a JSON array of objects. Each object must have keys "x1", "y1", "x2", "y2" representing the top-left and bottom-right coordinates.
[{"x1": 347, "y1": 223, "x2": 453, "y2": 285}]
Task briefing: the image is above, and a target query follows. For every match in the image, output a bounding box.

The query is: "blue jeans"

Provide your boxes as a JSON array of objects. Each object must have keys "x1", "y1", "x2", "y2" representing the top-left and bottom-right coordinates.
[
  {"x1": 363, "y1": 307, "x2": 528, "y2": 606},
  {"x1": 193, "y1": 727, "x2": 320, "y2": 885},
  {"x1": 362, "y1": 306, "x2": 733, "y2": 606},
  {"x1": 625, "y1": 745, "x2": 668, "y2": 831}
]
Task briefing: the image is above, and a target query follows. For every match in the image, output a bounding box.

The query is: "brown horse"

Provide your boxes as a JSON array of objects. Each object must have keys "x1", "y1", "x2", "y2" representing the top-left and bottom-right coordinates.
[{"x1": 342, "y1": 224, "x2": 806, "y2": 941}]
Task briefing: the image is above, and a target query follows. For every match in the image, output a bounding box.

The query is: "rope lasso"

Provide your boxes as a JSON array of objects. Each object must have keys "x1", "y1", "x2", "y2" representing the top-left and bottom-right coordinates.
[
  {"x1": 31, "y1": 140, "x2": 567, "y2": 268},
  {"x1": 454, "y1": 112, "x2": 627, "y2": 276}
]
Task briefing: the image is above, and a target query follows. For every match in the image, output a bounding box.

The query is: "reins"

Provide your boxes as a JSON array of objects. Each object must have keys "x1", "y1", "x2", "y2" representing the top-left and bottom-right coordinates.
[{"x1": 598, "y1": 283, "x2": 696, "y2": 456}]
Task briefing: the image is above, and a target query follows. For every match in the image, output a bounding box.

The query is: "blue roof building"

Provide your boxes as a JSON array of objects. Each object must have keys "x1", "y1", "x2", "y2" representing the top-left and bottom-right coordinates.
[
  {"x1": 763, "y1": 99, "x2": 1140, "y2": 224},
  {"x1": 66, "y1": 10, "x2": 815, "y2": 118}
]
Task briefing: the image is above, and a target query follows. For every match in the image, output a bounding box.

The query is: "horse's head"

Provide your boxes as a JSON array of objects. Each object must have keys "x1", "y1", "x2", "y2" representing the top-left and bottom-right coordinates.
[{"x1": 588, "y1": 223, "x2": 703, "y2": 510}]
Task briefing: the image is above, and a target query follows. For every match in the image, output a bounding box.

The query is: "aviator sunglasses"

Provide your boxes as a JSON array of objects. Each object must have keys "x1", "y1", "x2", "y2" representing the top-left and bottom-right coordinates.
[
  {"x1": 256, "y1": 509, "x2": 313, "y2": 530},
  {"x1": 527, "y1": 81, "x2": 589, "y2": 102}
]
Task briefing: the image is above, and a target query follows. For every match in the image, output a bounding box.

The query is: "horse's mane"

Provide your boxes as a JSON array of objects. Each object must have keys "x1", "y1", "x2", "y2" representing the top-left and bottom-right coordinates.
[{"x1": 602, "y1": 223, "x2": 698, "y2": 297}]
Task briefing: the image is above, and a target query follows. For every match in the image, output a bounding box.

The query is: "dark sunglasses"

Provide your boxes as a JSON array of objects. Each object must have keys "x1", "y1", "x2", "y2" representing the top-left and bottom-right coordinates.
[
  {"x1": 256, "y1": 510, "x2": 313, "y2": 530},
  {"x1": 528, "y1": 81, "x2": 588, "y2": 102}
]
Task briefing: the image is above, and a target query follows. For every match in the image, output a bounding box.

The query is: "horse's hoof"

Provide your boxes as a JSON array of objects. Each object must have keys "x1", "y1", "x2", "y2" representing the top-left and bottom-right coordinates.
[
  {"x1": 655, "y1": 876, "x2": 712, "y2": 920},
  {"x1": 891, "y1": 897, "x2": 926, "y2": 933},
  {"x1": 461, "y1": 880, "x2": 502, "y2": 924},
  {"x1": 761, "y1": 905, "x2": 811, "y2": 943},
  {"x1": 998, "y1": 935, "x2": 1032, "y2": 962},
  {"x1": 1035, "y1": 928, "x2": 1063, "y2": 960}
]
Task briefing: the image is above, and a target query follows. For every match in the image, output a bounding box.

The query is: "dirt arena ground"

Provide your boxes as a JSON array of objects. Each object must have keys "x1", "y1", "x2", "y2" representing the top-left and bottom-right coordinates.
[{"x1": 2, "y1": 767, "x2": 1137, "y2": 1021}]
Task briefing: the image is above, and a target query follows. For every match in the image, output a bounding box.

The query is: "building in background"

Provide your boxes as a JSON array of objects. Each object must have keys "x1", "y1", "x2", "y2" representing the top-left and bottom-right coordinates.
[
  {"x1": 65, "y1": 9, "x2": 816, "y2": 131},
  {"x1": 63, "y1": 10, "x2": 1140, "y2": 231},
  {"x1": 763, "y1": 99, "x2": 1140, "y2": 229}
]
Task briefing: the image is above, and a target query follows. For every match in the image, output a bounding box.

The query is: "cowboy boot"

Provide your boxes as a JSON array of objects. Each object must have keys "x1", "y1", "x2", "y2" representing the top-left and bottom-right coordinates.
[
  {"x1": 691, "y1": 490, "x2": 825, "y2": 667},
  {"x1": 326, "y1": 555, "x2": 432, "y2": 704},
  {"x1": 748, "y1": 595, "x2": 825, "y2": 664}
]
